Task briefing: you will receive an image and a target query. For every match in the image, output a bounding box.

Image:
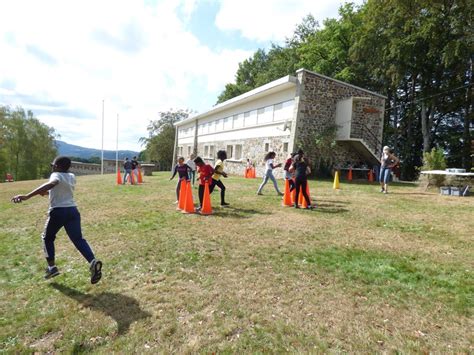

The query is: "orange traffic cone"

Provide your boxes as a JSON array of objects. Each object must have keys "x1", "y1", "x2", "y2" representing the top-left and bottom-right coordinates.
[
  {"x1": 182, "y1": 180, "x2": 195, "y2": 214},
  {"x1": 282, "y1": 179, "x2": 292, "y2": 207},
  {"x1": 116, "y1": 170, "x2": 122, "y2": 185},
  {"x1": 177, "y1": 179, "x2": 186, "y2": 210},
  {"x1": 130, "y1": 171, "x2": 135, "y2": 185},
  {"x1": 200, "y1": 182, "x2": 213, "y2": 215},
  {"x1": 347, "y1": 168, "x2": 353, "y2": 182},
  {"x1": 138, "y1": 168, "x2": 143, "y2": 184},
  {"x1": 302, "y1": 183, "x2": 311, "y2": 208},
  {"x1": 368, "y1": 169, "x2": 374, "y2": 182}
]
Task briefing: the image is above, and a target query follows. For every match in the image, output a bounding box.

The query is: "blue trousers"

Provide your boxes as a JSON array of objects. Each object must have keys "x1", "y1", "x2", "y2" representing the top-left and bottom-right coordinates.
[{"x1": 42, "y1": 207, "x2": 95, "y2": 263}]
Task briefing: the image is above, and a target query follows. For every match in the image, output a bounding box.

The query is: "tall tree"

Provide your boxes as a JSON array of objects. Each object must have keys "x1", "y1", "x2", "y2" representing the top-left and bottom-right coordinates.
[
  {"x1": 140, "y1": 109, "x2": 191, "y2": 171},
  {"x1": 0, "y1": 106, "x2": 57, "y2": 181}
]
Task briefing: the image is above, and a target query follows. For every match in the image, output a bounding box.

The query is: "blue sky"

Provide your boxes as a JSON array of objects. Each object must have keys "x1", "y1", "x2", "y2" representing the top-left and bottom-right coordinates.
[{"x1": 0, "y1": 0, "x2": 363, "y2": 151}]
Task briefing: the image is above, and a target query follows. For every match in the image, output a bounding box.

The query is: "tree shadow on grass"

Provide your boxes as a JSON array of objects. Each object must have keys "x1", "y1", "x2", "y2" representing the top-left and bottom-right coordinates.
[{"x1": 50, "y1": 283, "x2": 151, "y2": 335}]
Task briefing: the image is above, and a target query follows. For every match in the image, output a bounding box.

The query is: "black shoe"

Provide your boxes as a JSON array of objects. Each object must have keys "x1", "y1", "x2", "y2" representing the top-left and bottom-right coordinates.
[
  {"x1": 221, "y1": 202, "x2": 230, "y2": 206},
  {"x1": 294, "y1": 204, "x2": 300, "y2": 209},
  {"x1": 44, "y1": 266, "x2": 60, "y2": 279},
  {"x1": 90, "y1": 259, "x2": 102, "y2": 284}
]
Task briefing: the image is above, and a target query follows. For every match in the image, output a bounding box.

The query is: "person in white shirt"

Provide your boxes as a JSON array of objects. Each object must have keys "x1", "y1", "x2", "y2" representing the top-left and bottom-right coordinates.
[
  {"x1": 379, "y1": 146, "x2": 400, "y2": 194},
  {"x1": 257, "y1": 151, "x2": 284, "y2": 196},
  {"x1": 11, "y1": 156, "x2": 102, "y2": 283},
  {"x1": 186, "y1": 154, "x2": 197, "y2": 186}
]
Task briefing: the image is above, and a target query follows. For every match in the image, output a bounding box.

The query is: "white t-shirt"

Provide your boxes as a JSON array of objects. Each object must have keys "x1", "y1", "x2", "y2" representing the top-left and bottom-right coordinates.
[
  {"x1": 48, "y1": 172, "x2": 77, "y2": 210},
  {"x1": 265, "y1": 159, "x2": 274, "y2": 173},
  {"x1": 186, "y1": 159, "x2": 196, "y2": 171}
]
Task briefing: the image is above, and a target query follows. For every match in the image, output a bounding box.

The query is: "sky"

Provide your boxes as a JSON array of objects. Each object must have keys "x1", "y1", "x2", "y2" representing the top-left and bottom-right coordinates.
[{"x1": 0, "y1": 0, "x2": 363, "y2": 151}]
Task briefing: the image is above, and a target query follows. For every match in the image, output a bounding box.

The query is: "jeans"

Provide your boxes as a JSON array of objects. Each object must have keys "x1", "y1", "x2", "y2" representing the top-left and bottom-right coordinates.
[
  {"x1": 257, "y1": 170, "x2": 282, "y2": 194},
  {"x1": 379, "y1": 167, "x2": 391, "y2": 184},
  {"x1": 210, "y1": 179, "x2": 226, "y2": 204},
  {"x1": 188, "y1": 171, "x2": 196, "y2": 185},
  {"x1": 42, "y1": 207, "x2": 95, "y2": 263}
]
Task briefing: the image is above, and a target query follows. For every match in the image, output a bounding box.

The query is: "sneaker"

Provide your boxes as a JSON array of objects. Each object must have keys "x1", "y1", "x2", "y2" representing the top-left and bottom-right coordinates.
[
  {"x1": 257, "y1": 192, "x2": 263, "y2": 195},
  {"x1": 277, "y1": 192, "x2": 284, "y2": 196},
  {"x1": 173, "y1": 200, "x2": 179, "y2": 204},
  {"x1": 44, "y1": 266, "x2": 60, "y2": 279},
  {"x1": 305, "y1": 206, "x2": 314, "y2": 210},
  {"x1": 294, "y1": 204, "x2": 300, "y2": 209},
  {"x1": 380, "y1": 188, "x2": 384, "y2": 193},
  {"x1": 221, "y1": 202, "x2": 230, "y2": 206},
  {"x1": 383, "y1": 190, "x2": 388, "y2": 194},
  {"x1": 90, "y1": 259, "x2": 102, "y2": 284}
]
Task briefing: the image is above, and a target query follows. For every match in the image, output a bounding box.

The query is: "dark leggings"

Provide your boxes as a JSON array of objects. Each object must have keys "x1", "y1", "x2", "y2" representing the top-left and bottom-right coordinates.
[
  {"x1": 198, "y1": 185, "x2": 205, "y2": 207},
  {"x1": 210, "y1": 179, "x2": 226, "y2": 204},
  {"x1": 288, "y1": 178, "x2": 295, "y2": 192},
  {"x1": 42, "y1": 207, "x2": 95, "y2": 263},
  {"x1": 294, "y1": 179, "x2": 310, "y2": 207}
]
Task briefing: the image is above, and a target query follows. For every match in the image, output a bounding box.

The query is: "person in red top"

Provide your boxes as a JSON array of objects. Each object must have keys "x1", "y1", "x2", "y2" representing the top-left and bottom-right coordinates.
[{"x1": 194, "y1": 156, "x2": 214, "y2": 210}]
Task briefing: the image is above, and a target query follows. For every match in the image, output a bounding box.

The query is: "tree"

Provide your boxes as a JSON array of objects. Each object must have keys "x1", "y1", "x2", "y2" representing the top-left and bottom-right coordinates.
[
  {"x1": 140, "y1": 109, "x2": 191, "y2": 171},
  {"x1": 0, "y1": 105, "x2": 57, "y2": 181}
]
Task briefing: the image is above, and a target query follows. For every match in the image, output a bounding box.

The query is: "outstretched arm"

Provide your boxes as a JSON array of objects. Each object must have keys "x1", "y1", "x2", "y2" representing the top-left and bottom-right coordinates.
[
  {"x1": 11, "y1": 181, "x2": 57, "y2": 203},
  {"x1": 169, "y1": 165, "x2": 177, "y2": 180}
]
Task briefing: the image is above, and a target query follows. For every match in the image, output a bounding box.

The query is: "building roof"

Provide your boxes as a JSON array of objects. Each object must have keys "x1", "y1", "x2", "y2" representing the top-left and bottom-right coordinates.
[
  {"x1": 175, "y1": 69, "x2": 387, "y2": 127},
  {"x1": 175, "y1": 75, "x2": 298, "y2": 127}
]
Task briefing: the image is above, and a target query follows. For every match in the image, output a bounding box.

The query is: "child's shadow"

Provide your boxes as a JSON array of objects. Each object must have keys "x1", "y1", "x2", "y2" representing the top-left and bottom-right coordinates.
[{"x1": 50, "y1": 283, "x2": 151, "y2": 335}]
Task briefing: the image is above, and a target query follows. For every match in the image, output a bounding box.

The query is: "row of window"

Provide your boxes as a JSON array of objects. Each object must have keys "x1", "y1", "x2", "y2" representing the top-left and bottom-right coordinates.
[
  {"x1": 178, "y1": 99, "x2": 294, "y2": 138},
  {"x1": 177, "y1": 142, "x2": 290, "y2": 161}
]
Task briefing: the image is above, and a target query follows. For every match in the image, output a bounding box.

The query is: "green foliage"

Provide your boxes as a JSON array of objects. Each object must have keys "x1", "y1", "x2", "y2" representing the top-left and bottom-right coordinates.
[
  {"x1": 140, "y1": 109, "x2": 191, "y2": 171},
  {"x1": 217, "y1": 0, "x2": 473, "y2": 180},
  {"x1": 0, "y1": 105, "x2": 57, "y2": 181},
  {"x1": 310, "y1": 124, "x2": 339, "y2": 177},
  {"x1": 421, "y1": 147, "x2": 447, "y2": 171}
]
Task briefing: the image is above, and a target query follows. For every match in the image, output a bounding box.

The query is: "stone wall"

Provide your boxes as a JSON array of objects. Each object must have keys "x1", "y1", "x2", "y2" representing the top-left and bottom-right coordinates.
[
  {"x1": 294, "y1": 69, "x2": 385, "y2": 169},
  {"x1": 70, "y1": 161, "x2": 115, "y2": 175},
  {"x1": 196, "y1": 136, "x2": 290, "y2": 178}
]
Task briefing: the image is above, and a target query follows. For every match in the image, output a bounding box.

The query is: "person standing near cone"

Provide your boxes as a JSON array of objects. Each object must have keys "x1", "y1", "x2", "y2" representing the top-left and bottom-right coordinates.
[
  {"x1": 210, "y1": 150, "x2": 230, "y2": 206},
  {"x1": 186, "y1": 154, "x2": 197, "y2": 187},
  {"x1": 170, "y1": 157, "x2": 191, "y2": 203},
  {"x1": 123, "y1": 157, "x2": 133, "y2": 185},
  {"x1": 283, "y1": 152, "x2": 296, "y2": 192},
  {"x1": 291, "y1": 149, "x2": 313, "y2": 209},
  {"x1": 194, "y1": 157, "x2": 214, "y2": 211},
  {"x1": 131, "y1": 156, "x2": 139, "y2": 183},
  {"x1": 257, "y1": 152, "x2": 284, "y2": 196}
]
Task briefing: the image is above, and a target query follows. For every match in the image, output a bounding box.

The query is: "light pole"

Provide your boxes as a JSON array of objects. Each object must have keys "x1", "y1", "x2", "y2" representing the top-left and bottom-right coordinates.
[{"x1": 101, "y1": 99, "x2": 105, "y2": 175}]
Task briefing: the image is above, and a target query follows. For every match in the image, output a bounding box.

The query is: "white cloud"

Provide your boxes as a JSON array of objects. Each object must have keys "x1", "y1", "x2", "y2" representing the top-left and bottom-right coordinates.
[
  {"x1": 215, "y1": 0, "x2": 365, "y2": 43},
  {"x1": 0, "y1": 0, "x2": 252, "y2": 151},
  {"x1": 0, "y1": 0, "x2": 363, "y2": 151}
]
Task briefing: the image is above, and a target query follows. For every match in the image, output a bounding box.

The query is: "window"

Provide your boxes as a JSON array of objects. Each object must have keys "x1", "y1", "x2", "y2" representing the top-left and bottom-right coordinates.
[
  {"x1": 258, "y1": 105, "x2": 273, "y2": 124},
  {"x1": 265, "y1": 143, "x2": 270, "y2": 152},
  {"x1": 234, "y1": 145, "x2": 242, "y2": 160},
  {"x1": 178, "y1": 146, "x2": 183, "y2": 156},
  {"x1": 245, "y1": 110, "x2": 257, "y2": 126},
  {"x1": 204, "y1": 145, "x2": 209, "y2": 157},
  {"x1": 215, "y1": 119, "x2": 223, "y2": 132},
  {"x1": 226, "y1": 145, "x2": 233, "y2": 159},
  {"x1": 209, "y1": 145, "x2": 215, "y2": 158},
  {"x1": 233, "y1": 113, "x2": 244, "y2": 128},
  {"x1": 283, "y1": 142, "x2": 289, "y2": 153},
  {"x1": 274, "y1": 100, "x2": 294, "y2": 121},
  {"x1": 208, "y1": 121, "x2": 215, "y2": 133},
  {"x1": 224, "y1": 117, "x2": 233, "y2": 130},
  {"x1": 187, "y1": 146, "x2": 192, "y2": 156}
]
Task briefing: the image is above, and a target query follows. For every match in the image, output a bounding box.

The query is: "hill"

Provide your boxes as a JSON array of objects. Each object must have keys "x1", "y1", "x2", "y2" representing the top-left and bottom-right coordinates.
[{"x1": 55, "y1": 140, "x2": 139, "y2": 160}]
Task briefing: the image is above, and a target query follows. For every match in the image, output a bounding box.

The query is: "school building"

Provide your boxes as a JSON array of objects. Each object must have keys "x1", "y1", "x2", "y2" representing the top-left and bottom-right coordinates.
[{"x1": 174, "y1": 68, "x2": 386, "y2": 178}]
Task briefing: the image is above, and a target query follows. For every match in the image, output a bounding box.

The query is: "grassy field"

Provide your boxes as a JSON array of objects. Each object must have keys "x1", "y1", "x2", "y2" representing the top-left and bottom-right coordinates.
[{"x1": 0, "y1": 172, "x2": 473, "y2": 353}]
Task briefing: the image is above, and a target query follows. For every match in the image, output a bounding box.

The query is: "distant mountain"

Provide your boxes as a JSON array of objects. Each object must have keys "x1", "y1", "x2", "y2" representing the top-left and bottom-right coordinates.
[{"x1": 55, "y1": 140, "x2": 140, "y2": 160}]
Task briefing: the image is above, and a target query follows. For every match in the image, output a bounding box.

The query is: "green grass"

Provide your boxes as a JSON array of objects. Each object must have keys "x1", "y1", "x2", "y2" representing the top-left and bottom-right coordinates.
[{"x1": 0, "y1": 173, "x2": 473, "y2": 353}]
